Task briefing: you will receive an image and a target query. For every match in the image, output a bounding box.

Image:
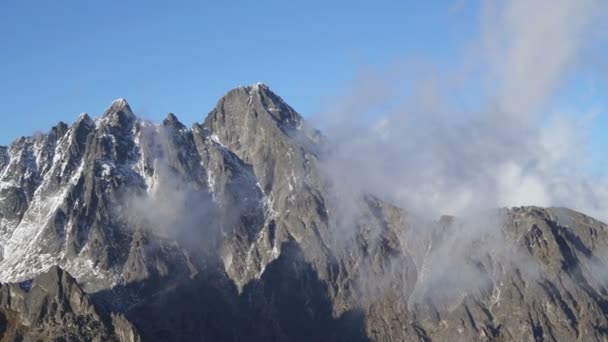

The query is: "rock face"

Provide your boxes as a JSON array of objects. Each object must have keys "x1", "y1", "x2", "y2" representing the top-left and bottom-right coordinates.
[
  {"x1": 0, "y1": 83, "x2": 608, "y2": 341},
  {"x1": 0, "y1": 266, "x2": 141, "y2": 341}
]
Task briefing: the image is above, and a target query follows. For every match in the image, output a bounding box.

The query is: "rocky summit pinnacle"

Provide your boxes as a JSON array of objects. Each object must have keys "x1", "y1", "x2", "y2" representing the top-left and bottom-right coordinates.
[
  {"x1": 104, "y1": 98, "x2": 132, "y2": 115},
  {"x1": 0, "y1": 85, "x2": 607, "y2": 341},
  {"x1": 209, "y1": 82, "x2": 303, "y2": 131},
  {"x1": 162, "y1": 112, "x2": 185, "y2": 130},
  {"x1": 100, "y1": 98, "x2": 135, "y2": 128}
]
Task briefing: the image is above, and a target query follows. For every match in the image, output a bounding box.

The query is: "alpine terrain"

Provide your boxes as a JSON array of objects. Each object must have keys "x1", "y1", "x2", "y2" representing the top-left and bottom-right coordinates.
[{"x1": 0, "y1": 83, "x2": 607, "y2": 341}]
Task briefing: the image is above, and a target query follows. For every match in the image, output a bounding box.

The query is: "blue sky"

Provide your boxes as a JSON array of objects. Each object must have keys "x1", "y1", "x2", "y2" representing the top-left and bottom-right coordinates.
[
  {"x1": 0, "y1": 1, "x2": 475, "y2": 141},
  {"x1": 0, "y1": 1, "x2": 605, "y2": 174}
]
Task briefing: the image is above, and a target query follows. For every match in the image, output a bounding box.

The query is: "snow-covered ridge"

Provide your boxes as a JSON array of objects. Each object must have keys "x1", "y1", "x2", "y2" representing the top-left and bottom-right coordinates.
[
  {"x1": 0, "y1": 91, "x2": 296, "y2": 291},
  {"x1": 0, "y1": 108, "x2": 132, "y2": 284},
  {"x1": 0, "y1": 120, "x2": 92, "y2": 283}
]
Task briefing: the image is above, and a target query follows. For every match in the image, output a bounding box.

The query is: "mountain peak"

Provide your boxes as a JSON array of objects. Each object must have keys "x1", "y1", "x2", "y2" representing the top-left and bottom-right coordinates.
[
  {"x1": 211, "y1": 83, "x2": 302, "y2": 131},
  {"x1": 245, "y1": 82, "x2": 269, "y2": 92},
  {"x1": 163, "y1": 112, "x2": 186, "y2": 130},
  {"x1": 111, "y1": 97, "x2": 129, "y2": 108},
  {"x1": 2, "y1": 85, "x2": 608, "y2": 341},
  {"x1": 100, "y1": 98, "x2": 135, "y2": 129},
  {"x1": 102, "y1": 98, "x2": 134, "y2": 118},
  {"x1": 50, "y1": 121, "x2": 69, "y2": 137},
  {"x1": 76, "y1": 113, "x2": 94, "y2": 126},
  {"x1": 235, "y1": 81, "x2": 267, "y2": 90},
  {"x1": 227, "y1": 82, "x2": 276, "y2": 99}
]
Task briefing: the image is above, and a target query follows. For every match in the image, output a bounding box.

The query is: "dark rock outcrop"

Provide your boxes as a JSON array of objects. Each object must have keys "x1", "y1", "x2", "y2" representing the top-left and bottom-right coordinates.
[{"x1": 0, "y1": 266, "x2": 140, "y2": 341}]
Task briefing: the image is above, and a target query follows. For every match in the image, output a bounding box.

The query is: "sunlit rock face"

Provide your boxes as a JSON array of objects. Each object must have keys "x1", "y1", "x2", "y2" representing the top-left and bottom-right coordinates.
[{"x1": 0, "y1": 84, "x2": 607, "y2": 341}]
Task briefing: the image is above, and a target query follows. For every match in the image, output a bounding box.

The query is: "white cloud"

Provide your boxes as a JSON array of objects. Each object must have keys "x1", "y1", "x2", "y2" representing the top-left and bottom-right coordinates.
[{"x1": 318, "y1": 0, "x2": 608, "y2": 222}]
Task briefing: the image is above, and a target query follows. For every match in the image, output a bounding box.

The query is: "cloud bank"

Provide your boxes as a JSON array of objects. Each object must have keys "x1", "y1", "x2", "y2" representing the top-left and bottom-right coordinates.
[
  {"x1": 311, "y1": 0, "x2": 608, "y2": 309},
  {"x1": 317, "y1": 0, "x2": 608, "y2": 222}
]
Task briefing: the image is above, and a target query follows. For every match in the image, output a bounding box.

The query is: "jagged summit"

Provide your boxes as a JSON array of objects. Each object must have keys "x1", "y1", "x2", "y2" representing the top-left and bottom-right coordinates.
[
  {"x1": 220, "y1": 82, "x2": 279, "y2": 105},
  {"x1": 37, "y1": 84, "x2": 299, "y2": 137},
  {"x1": 50, "y1": 121, "x2": 69, "y2": 135},
  {"x1": 164, "y1": 112, "x2": 179, "y2": 122},
  {"x1": 235, "y1": 81, "x2": 270, "y2": 91},
  {"x1": 207, "y1": 83, "x2": 303, "y2": 134},
  {"x1": 104, "y1": 98, "x2": 131, "y2": 114},
  {"x1": 162, "y1": 112, "x2": 186, "y2": 130},
  {"x1": 76, "y1": 112, "x2": 93, "y2": 123},
  {"x1": 1, "y1": 86, "x2": 608, "y2": 341},
  {"x1": 101, "y1": 97, "x2": 135, "y2": 126}
]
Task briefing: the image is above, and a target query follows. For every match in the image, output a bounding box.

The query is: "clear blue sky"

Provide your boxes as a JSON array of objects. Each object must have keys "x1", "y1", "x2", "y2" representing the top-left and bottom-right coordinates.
[
  {"x1": 0, "y1": 1, "x2": 474, "y2": 143},
  {"x1": 0, "y1": 1, "x2": 605, "y2": 174}
]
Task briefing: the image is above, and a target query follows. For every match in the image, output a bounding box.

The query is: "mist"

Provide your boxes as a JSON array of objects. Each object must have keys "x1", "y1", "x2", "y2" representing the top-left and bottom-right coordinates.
[
  {"x1": 120, "y1": 122, "x2": 224, "y2": 255},
  {"x1": 313, "y1": 0, "x2": 608, "y2": 308},
  {"x1": 316, "y1": 0, "x2": 608, "y2": 222}
]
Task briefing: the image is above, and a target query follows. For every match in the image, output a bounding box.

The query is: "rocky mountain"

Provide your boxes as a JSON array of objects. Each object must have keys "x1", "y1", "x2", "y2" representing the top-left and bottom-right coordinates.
[
  {"x1": 0, "y1": 83, "x2": 608, "y2": 341},
  {"x1": 0, "y1": 266, "x2": 140, "y2": 341}
]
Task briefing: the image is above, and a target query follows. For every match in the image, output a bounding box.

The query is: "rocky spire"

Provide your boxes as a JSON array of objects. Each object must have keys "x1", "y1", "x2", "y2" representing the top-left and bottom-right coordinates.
[
  {"x1": 101, "y1": 98, "x2": 136, "y2": 130},
  {"x1": 103, "y1": 98, "x2": 133, "y2": 117},
  {"x1": 162, "y1": 112, "x2": 186, "y2": 130},
  {"x1": 207, "y1": 83, "x2": 303, "y2": 132}
]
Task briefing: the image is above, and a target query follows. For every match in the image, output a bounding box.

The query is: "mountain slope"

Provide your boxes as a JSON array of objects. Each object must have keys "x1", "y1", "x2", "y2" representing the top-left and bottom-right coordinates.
[
  {"x1": 0, "y1": 266, "x2": 140, "y2": 341},
  {"x1": 0, "y1": 84, "x2": 607, "y2": 341}
]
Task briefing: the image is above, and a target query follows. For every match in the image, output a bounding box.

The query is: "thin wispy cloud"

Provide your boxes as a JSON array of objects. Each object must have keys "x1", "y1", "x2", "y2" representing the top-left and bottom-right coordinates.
[{"x1": 317, "y1": 0, "x2": 607, "y2": 221}]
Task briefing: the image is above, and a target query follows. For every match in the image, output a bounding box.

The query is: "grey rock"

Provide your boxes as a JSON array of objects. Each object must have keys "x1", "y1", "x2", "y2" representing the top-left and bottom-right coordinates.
[
  {"x1": 0, "y1": 266, "x2": 141, "y2": 341},
  {"x1": 0, "y1": 145, "x2": 8, "y2": 172},
  {"x1": 0, "y1": 85, "x2": 607, "y2": 341}
]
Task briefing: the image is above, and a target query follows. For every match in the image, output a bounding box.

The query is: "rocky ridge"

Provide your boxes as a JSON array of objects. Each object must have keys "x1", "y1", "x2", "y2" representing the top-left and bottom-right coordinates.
[{"x1": 0, "y1": 84, "x2": 607, "y2": 341}]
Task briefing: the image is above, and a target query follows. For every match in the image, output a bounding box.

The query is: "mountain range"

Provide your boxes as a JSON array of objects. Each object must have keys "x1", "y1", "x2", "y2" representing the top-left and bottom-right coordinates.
[{"x1": 0, "y1": 84, "x2": 607, "y2": 341}]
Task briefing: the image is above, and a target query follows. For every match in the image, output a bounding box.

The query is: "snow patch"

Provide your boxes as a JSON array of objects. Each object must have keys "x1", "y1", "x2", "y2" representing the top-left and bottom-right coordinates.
[
  {"x1": 0, "y1": 160, "x2": 85, "y2": 284},
  {"x1": 209, "y1": 134, "x2": 224, "y2": 147},
  {"x1": 101, "y1": 161, "x2": 114, "y2": 178},
  {"x1": 0, "y1": 180, "x2": 17, "y2": 191},
  {"x1": 205, "y1": 163, "x2": 217, "y2": 201}
]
